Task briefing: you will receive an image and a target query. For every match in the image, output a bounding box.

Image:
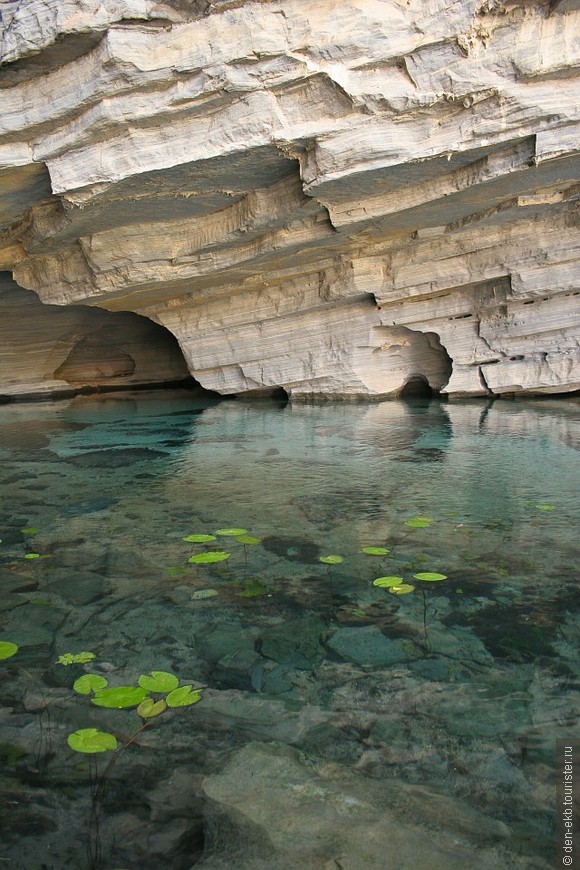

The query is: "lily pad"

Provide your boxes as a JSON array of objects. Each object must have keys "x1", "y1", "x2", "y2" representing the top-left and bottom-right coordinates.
[
  {"x1": 320, "y1": 555, "x2": 344, "y2": 565},
  {"x1": 236, "y1": 535, "x2": 261, "y2": 545},
  {"x1": 235, "y1": 579, "x2": 267, "y2": 597},
  {"x1": 137, "y1": 698, "x2": 167, "y2": 719},
  {"x1": 68, "y1": 728, "x2": 117, "y2": 754},
  {"x1": 389, "y1": 584, "x2": 415, "y2": 595},
  {"x1": 535, "y1": 503, "x2": 556, "y2": 511},
  {"x1": 214, "y1": 528, "x2": 248, "y2": 536},
  {"x1": 57, "y1": 651, "x2": 96, "y2": 666},
  {"x1": 166, "y1": 685, "x2": 203, "y2": 708},
  {"x1": 413, "y1": 572, "x2": 448, "y2": 582},
  {"x1": 73, "y1": 674, "x2": 108, "y2": 695},
  {"x1": 21, "y1": 527, "x2": 39, "y2": 535},
  {"x1": 188, "y1": 551, "x2": 230, "y2": 564},
  {"x1": 182, "y1": 534, "x2": 216, "y2": 543},
  {"x1": 0, "y1": 641, "x2": 19, "y2": 660},
  {"x1": 373, "y1": 576, "x2": 404, "y2": 588},
  {"x1": 405, "y1": 516, "x2": 433, "y2": 528},
  {"x1": 24, "y1": 553, "x2": 41, "y2": 560},
  {"x1": 91, "y1": 686, "x2": 150, "y2": 709},
  {"x1": 137, "y1": 671, "x2": 179, "y2": 693},
  {"x1": 361, "y1": 546, "x2": 390, "y2": 556}
]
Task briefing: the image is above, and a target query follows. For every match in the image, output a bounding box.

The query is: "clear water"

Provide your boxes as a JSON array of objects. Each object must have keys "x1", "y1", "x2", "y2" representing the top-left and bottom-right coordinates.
[{"x1": 1, "y1": 390, "x2": 579, "y2": 869}]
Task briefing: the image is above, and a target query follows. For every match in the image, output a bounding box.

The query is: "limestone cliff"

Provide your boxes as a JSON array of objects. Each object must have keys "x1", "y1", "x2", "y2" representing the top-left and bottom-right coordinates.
[{"x1": 1, "y1": 0, "x2": 578, "y2": 400}]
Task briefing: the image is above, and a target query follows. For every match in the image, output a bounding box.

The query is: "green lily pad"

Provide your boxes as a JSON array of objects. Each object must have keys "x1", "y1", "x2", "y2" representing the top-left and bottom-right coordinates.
[
  {"x1": 73, "y1": 674, "x2": 108, "y2": 695},
  {"x1": 413, "y1": 572, "x2": 448, "y2": 582},
  {"x1": 137, "y1": 671, "x2": 179, "y2": 693},
  {"x1": 21, "y1": 527, "x2": 39, "y2": 535},
  {"x1": 91, "y1": 686, "x2": 150, "y2": 709},
  {"x1": 235, "y1": 535, "x2": 261, "y2": 545},
  {"x1": 361, "y1": 546, "x2": 390, "y2": 556},
  {"x1": 320, "y1": 555, "x2": 344, "y2": 565},
  {"x1": 405, "y1": 516, "x2": 433, "y2": 528},
  {"x1": 166, "y1": 685, "x2": 203, "y2": 708},
  {"x1": 389, "y1": 584, "x2": 415, "y2": 595},
  {"x1": 68, "y1": 728, "x2": 117, "y2": 754},
  {"x1": 182, "y1": 534, "x2": 217, "y2": 543},
  {"x1": 24, "y1": 553, "x2": 41, "y2": 560},
  {"x1": 0, "y1": 641, "x2": 19, "y2": 660},
  {"x1": 137, "y1": 698, "x2": 167, "y2": 719},
  {"x1": 188, "y1": 551, "x2": 230, "y2": 564},
  {"x1": 57, "y1": 651, "x2": 96, "y2": 666},
  {"x1": 214, "y1": 528, "x2": 248, "y2": 536},
  {"x1": 235, "y1": 580, "x2": 267, "y2": 597},
  {"x1": 373, "y1": 576, "x2": 404, "y2": 588},
  {"x1": 535, "y1": 504, "x2": 556, "y2": 511},
  {"x1": 165, "y1": 565, "x2": 188, "y2": 576}
]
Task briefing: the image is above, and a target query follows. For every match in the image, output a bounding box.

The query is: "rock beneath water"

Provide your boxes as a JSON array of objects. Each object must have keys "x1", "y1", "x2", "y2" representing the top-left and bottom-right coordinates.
[
  {"x1": 259, "y1": 616, "x2": 326, "y2": 670},
  {"x1": 200, "y1": 741, "x2": 510, "y2": 869},
  {"x1": 327, "y1": 625, "x2": 409, "y2": 667}
]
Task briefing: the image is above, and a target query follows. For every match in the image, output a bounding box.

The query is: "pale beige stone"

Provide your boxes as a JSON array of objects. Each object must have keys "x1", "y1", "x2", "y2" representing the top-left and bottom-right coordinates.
[{"x1": 0, "y1": 0, "x2": 578, "y2": 399}]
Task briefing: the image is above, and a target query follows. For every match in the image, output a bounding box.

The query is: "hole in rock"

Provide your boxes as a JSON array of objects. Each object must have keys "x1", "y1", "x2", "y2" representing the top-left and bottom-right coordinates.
[
  {"x1": 399, "y1": 375, "x2": 433, "y2": 398},
  {"x1": 0, "y1": 272, "x2": 214, "y2": 400}
]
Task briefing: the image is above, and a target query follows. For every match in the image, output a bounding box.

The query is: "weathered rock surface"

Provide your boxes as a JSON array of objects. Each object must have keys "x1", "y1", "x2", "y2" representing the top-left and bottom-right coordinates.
[{"x1": 0, "y1": 0, "x2": 578, "y2": 399}]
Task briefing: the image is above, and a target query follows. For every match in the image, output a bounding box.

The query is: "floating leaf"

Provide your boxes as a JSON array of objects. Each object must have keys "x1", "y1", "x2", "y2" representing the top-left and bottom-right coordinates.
[
  {"x1": 535, "y1": 504, "x2": 556, "y2": 511},
  {"x1": 138, "y1": 671, "x2": 179, "y2": 693},
  {"x1": 361, "y1": 546, "x2": 390, "y2": 556},
  {"x1": 73, "y1": 674, "x2": 108, "y2": 695},
  {"x1": 320, "y1": 555, "x2": 343, "y2": 565},
  {"x1": 188, "y1": 551, "x2": 230, "y2": 564},
  {"x1": 24, "y1": 553, "x2": 41, "y2": 560},
  {"x1": 214, "y1": 527, "x2": 248, "y2": 537},
  {"x1": 0, "y1": 641, "x2": 19, "y2": 660},
  {"x1": 21, "y1": 527, "x2": 39, "y2": 535},
  {"x1": 166, "y1": 685, "x2": 203, "y2": 708},
  {"x1": 191, "y1": 588, "x2": 219, "y2": 600},
  {"x1": 165, "y1": 565, "x2": 187, "y2": 576},
  {"x1": 182, "y1": 534, "x2": 216, "y2": 543},
  {"x1": 373, "y1": 576, "x2": 404, "y2": 588},
  {"x1": 57, "y1": 651, "x2": 96, "y2": 666},
  {"x1": 413, "y1": 572, "x2": 447, "y2": 582},
  {"x1": 91, "y1": 686, "x2": 149, "y2": 709},
  {"x1": 235, "y1": 580, "x2": 267, "y2": 597},
  {"x1": 351, "y1": 608, "x2": 366, "y2": 617},
  {"x1": 67, "y1": 728, "x2": 117, "y2": 754},
  {"x1": 137, "y1": 698, "x2": 167, "y2": 719},
  {"x1": 235, "y1": 535, "x2": 261, "y2": 545},
  {"x1": 405, "y1": 517, "x2": 433, "y2": 528},
  {"x1": 389, "y1": 584, "x2": 415, "y2": 595}
]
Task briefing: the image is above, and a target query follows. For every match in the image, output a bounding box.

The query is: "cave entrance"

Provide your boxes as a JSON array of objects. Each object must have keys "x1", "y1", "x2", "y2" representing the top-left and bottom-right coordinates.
[
  {"x1": 399, "y1": 374, "x2": 434, "y2": 399},
  {"x1": 0, "y1": 272, "x2": 212, "y2": 400}
]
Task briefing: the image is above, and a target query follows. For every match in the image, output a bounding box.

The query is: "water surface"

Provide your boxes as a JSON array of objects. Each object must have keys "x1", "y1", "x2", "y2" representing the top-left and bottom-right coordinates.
[{"x1": 1, "y1": 390, "x2": 579, "y2": 868}]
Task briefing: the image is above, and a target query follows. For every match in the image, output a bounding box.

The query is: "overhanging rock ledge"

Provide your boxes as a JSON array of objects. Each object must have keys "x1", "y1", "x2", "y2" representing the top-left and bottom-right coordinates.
[{"x1": 1, "y1": 0, "x2": 578, "y2": 400}]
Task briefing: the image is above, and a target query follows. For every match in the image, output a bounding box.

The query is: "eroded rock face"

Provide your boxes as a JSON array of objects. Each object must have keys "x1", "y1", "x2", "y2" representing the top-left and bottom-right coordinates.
[{"x1": 0, "y1": 0, "x2": 578, "y2": 399}]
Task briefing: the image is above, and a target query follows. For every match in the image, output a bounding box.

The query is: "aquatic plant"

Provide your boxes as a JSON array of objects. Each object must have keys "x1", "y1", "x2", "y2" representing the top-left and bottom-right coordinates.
[
  {"x1": 373, "y1": 576, "x2": 404, "y2": 588},
  {"x1": 413, "y1": 572, "x2": 447, "y2": 582},
  {"x1": 361, "y1": 546, "x2": 390, "y2": 556},
  {"x1": 182, "y1": 533, "x2": 216, "y2": 543},
  {"x1": 405, "y1": 516, "x2": 434, "y2": 529},
  {"x1": 188, "y1": 550, "x2": 230, "y2": 564},
  {"x1": 64, "y1": 654, "x2": 204, "y2": 869},
  {"x1": 320, "y1": 555, "x2": 344, "y2": 565},
  {"x1": 57, "y1": 651, "x2": 97, "y2": 666},
  {"x1": 0, "y1": 640, "x2": 19, "y2": 660},
  {"x1": 215, "y1": 527, "x2": 248, "y2": 536}
]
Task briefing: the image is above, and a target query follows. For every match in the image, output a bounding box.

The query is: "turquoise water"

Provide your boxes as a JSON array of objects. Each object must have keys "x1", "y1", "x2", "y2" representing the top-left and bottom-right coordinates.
[{"x1": 0, "y1": 390, "x2": 579, "y2": 869}]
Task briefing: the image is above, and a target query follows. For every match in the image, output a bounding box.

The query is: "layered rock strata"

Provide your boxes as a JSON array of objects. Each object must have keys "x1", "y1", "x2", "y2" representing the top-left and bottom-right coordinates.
[{"x1": 1, "y1": 0, "x2": 579, "y2": 399}]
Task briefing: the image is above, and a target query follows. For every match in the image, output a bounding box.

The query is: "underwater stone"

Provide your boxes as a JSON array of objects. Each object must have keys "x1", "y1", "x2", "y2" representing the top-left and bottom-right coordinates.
[{"x1": 327, "y1": 625, "x2": 409, "y2": 667}]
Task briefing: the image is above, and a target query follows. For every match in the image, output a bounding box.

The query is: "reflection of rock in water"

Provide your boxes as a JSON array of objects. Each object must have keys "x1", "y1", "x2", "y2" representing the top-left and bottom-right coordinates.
[
  {"x1": 66, "y1": 447, "x2": 167, "y2": 467},
  {"x1": 261, "y1": 535, "x2": 321, "y2": 564},
  {"x1": 396, "y1": 447, "x2": 447, "y2": 463}
]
